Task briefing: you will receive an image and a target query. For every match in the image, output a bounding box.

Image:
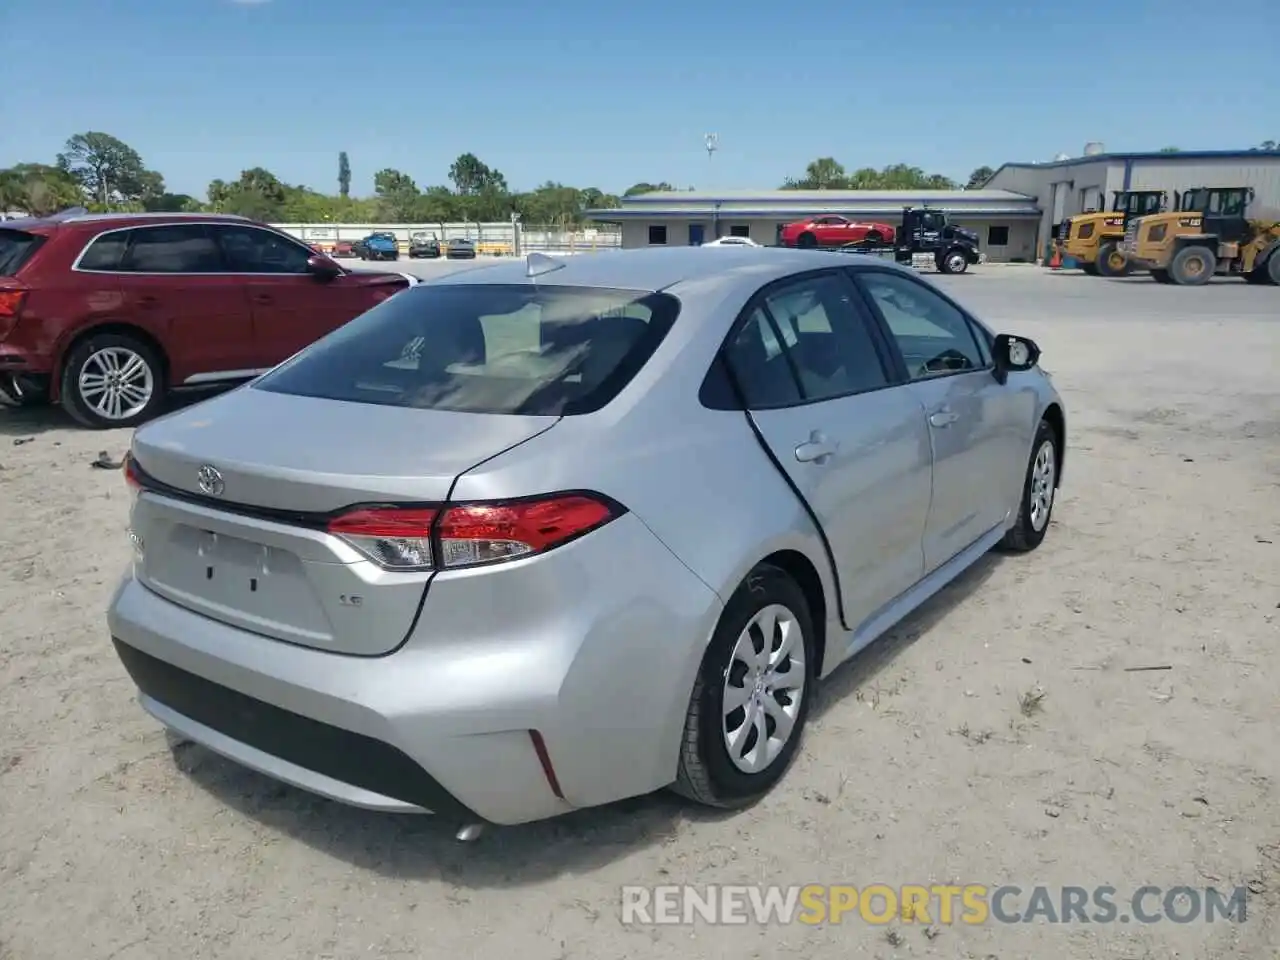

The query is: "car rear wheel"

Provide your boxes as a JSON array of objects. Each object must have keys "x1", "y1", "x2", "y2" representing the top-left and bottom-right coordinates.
[
  {"x1": 60, "y1": 332, "x2": 165, "y2": 429},
  {"x1": 999, "y1": 418, "x2": 1058, "y2": 553},
  {"x1": 796, "y1": 232, "x2": 817, "y2": 248},
  {"x1": 673, "y1": 563, "x2": 815, "y2": 808}
]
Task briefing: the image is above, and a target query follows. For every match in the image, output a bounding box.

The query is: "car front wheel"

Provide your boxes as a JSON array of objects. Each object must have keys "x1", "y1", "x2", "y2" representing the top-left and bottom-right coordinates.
[
  {"x1": 999, "y1": 417, "x2": 1058, "y2": 552},
  {"x1": 673, "y1": 563, "x2": 815, "y2": 808},
  {"x1": 60, "y1": 333, "x2": 165, "y2": 429}
]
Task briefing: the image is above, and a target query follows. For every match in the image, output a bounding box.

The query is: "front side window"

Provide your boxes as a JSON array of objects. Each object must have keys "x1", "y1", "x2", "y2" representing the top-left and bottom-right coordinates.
[
  {"x1": 216, "y1": 225, "x2": 312, "y2": 274},
  {"x1": 118, "y1": 224, "x2": 225, "y2": 273},
  {"x1": 254, "y1": 284, "x2": 679, "y2": 415},
  {"x1": 856, "y1": 271, "x2": 986, "y2": 380}
]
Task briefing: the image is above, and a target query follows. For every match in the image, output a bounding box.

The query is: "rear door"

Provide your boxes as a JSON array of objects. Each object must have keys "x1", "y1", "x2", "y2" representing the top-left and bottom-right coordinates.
[
  {"x1": 102, "y1": 224, "x2": 258, "y2": 383},
  {"x1": 212, "y1": 223, "x2": 406, "y2": 364},
  {"x1": 851, "y1": 268, "x2": 1029, "y2": 572},
  {"x1": 726, "y1": 269, "x2": 933, "y2": 633}
]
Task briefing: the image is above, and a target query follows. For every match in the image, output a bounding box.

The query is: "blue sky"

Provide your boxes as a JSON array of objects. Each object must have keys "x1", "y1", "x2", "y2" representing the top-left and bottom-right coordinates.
[{"x1": 4, "y1": 0, "x2": 1277, "y2": 199}]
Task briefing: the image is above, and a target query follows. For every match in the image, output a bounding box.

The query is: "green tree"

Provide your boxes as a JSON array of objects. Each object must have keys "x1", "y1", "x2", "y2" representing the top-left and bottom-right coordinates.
[
  {"x1": 0, "y1": 163, "x2": 85, "y2": 216},
  {"x1": 782, "y1": 159, "x2": 957, "y2": 191},
  {"x1": 782, "y1": 157, "x2": 848, "y2": 189},
  {"x1": 210, "y1": 167, "x2": 289, "y2": 220},
  {"x1": 56, "y1": 132, "x2": 162, "y2": 205},
  {"x1": 1257, "y1": 140, "x2": 1277, "y2": 151},
  {"x1": 965, "y1": 166, "x2": 995, "y2": 189},
  {"x1": 448, "y1": 153, "x2": 508, "y2": 195},
  {"x1": 338, "y1": 151, "x2": 351, "y2": 198},
  {"x1": 373, "y1": 168, "x2": 420, "y2": 221},
  {"x1": 623, "y1": 181, "x2": 675, "y2": 196}
]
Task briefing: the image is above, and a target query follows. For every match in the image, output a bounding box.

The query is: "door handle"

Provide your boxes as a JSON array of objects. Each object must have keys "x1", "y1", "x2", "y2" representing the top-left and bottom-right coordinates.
[
  {"x1": 795, "y1": 431, "x2": 837, "y2": 464},
  {"x1": 929, "y1": 407, "x2": 960, "y2": 428},
  {"x1": 136, "y1": 295, "x2": 160, "y2": 308}
]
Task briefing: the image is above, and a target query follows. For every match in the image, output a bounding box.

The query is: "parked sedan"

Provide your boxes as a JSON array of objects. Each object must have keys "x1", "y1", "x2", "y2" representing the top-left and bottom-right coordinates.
[
  {"x1": 409, "y1": 235, "x2": 441, "y2": 259},
  {"x1": 108, "y1": 246, "x2": 1065, "y2": 833},
  {"x1": 0, "y1": 212, "x2": 416, "y2": 427},
  {"x1": 331, "y1": 240, "x2": 357, "y2": 259},
  {"x1": 445, "y1": 238, "x2": 477, "y2": 259}
]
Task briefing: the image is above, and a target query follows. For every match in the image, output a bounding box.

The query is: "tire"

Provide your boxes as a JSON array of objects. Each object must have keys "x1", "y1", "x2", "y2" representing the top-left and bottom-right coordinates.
[
  {"x1": 1244, "y1": 266, "x2": 1269, "y2": 284},
  {"x1": 1095, "y1": 241, "x2": 1132, "y2": 278},
  {"x1": 1081, "y1": 262, "x2": 1099, "y2": 276},
  {"x1": 1268, "y1": 252, "x2": 1280, "y2": 285},
  {"x1": 59, "y1": 332, "x2": 165, "y2": 429},
  {"x1": 937, "y1": 248, "x2": 969, "y2": 274},
  {"x1": 796, "y1": 232, "x2": 817, "y2": 249},
  {"x1": 864, "y1": 231, "x2": 883, "y2": 244},
  {"x1": 1168, "y1": 245, "x2": 1216, "y2": 286},
  {"x1": 998, "y1": 418, "x2": 1058, "y2": 553},
  {"x1": 673, "y1": 563, "x2": 816, "y2": 809},
  {"x1": 1151, "y1": 269, "x2": 1174, "y2": 284}
]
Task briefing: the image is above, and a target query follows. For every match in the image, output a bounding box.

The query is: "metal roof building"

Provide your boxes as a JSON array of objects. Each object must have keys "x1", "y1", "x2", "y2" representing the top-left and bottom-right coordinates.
[
  {"x1": 984, "y1": 148, "x2": 1280, "y2": 251},
  {"x1": 585, "y1": 148, "x2": 1280, "y2": 263},
  {"x1": 586, "y1": 188, "x2": 1043, "y2": 262}
]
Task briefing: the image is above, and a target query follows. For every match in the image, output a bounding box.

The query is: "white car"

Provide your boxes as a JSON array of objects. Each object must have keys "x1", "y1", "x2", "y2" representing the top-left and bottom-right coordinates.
[{"x1": 703, "y1": 236, "x2": 760, "y2": 247}]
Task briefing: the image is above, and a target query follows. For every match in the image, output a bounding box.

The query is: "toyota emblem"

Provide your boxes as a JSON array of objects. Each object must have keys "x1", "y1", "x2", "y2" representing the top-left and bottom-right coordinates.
[{"x1": 196, "y1": 464, "x2": 225, "y2": 497}]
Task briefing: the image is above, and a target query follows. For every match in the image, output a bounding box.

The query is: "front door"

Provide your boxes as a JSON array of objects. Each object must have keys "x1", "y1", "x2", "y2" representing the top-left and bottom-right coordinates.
[
  {"x1": 724, "y1": 271, "x2": 933, "y2": 632},
  {"x1": 853, "y1": 269, "x2": 1027, "y2": 572},
  {"x1": 212, "y1": 224, "x2": 399, "y2": 365},
  {"x1": 688, "y1": 223, "x2": 705, "y2": 246}
]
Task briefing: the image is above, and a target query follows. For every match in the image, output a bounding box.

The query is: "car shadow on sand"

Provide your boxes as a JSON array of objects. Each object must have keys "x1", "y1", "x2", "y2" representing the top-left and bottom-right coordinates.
[
  {"x1": 0, "y1": 401, "x2": 72, "y2": 438},
  {"x1": 171, "y1": 550, "x2": 1005, "y2": 887}
]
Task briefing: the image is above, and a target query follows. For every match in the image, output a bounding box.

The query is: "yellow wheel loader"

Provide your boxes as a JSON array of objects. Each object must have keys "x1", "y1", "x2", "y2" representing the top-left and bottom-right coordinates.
[
  {"x1": 1119, "y1": 186, "x2": 1280, "y2": 286},
  {"x1": 1055, "y1": 190, "x2": 1170, "y2": 277}
]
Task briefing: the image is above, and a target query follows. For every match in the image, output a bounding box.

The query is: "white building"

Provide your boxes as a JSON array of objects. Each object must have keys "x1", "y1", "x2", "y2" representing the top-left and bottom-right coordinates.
[
  {"x1": 586, "y1": 189, "x2": 1042, "y2": 262},
  {"x1": 586, "y1": 147, "x2": 1280, "y2": 262}
]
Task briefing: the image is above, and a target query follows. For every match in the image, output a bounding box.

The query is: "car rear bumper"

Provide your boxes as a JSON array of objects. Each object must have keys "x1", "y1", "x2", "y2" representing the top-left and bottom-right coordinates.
[{"x1": 106, "y1": 512, "x2": 723, "y2": 825}]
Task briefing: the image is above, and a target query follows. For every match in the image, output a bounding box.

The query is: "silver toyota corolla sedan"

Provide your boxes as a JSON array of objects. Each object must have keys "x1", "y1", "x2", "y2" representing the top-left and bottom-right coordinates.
[{"x1": 107, "y1": 246, "x2": 1065, "y2": 832}]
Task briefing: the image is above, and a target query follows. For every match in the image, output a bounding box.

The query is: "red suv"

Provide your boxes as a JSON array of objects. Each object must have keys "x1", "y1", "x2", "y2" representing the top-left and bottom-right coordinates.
[{"x1": 0, "y1": 211, "x2": 415, "y2": 428}]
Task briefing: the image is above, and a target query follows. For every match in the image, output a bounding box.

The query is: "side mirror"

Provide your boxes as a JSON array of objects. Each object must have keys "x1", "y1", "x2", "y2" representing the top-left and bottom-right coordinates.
[
  {"x1": 992, "y1": 333, "x2": 1040, "y2": 384},
  {"x1": 306, "y1": 254, "x2": 341, "y2": 279}
]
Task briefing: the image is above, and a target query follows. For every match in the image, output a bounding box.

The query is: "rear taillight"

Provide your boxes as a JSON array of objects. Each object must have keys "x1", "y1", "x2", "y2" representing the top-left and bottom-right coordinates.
[
  {"x1": 326, "y1": 493, "x2": 620, "y2": 572},
  {"x1": 123, "y1": 451, "x2": 142, "y2": 490},
  {"x1": 0, "y1": 289, "x2": 27, "y2": 340}
]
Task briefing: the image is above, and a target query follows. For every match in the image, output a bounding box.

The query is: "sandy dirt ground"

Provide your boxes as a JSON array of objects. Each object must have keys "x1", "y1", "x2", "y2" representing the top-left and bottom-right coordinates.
[{"x1": 1, "y1": 268, "x2": 1277, "y2": 960}]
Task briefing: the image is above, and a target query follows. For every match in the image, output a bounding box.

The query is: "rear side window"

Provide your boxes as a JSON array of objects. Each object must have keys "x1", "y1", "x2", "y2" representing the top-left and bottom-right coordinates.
[
  {"x1": 0, "y1": 229, "x2": 46, "y2": 276},
  {"x1": 77, "y1": 231, "x2": 129, "y2": 271},
  {"x1": 253, "y1": 284, "x2": 680, "y2": 415}
]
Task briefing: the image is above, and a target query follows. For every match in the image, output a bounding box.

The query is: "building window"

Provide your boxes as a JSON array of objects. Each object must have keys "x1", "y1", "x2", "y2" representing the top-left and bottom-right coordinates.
[
  {"x1": 730, "y1": 225, "x2": 751, "y2": 238},
  {"x1": 648, "y1": 225, "x2": 667, "y2": 245},
  {"x1": 987, "y1": 225, "x2": 1010, "y2": 246}
]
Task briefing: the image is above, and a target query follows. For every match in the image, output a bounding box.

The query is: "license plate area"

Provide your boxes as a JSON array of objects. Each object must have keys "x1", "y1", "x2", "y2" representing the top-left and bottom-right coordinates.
[{"x1": 141, "y1": 523, "x2": 335, "y2": 643}]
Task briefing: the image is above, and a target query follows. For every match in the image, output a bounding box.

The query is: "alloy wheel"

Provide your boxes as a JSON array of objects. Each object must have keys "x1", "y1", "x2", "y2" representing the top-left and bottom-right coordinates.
[
  {"x1": 78, "y1": 347, "x2": 155, "y2": 422},
  {"x1": 721, "y1": 604, "x2": 806, "y2": 774}
]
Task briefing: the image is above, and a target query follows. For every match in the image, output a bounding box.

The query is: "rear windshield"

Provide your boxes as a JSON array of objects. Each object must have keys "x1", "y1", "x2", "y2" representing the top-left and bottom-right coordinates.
[
  {"x1": 0, "y1": 229, "x2": 45, "y2": 276},
  {"x1": 253, "y1": 283, "x2": 680, "y2": 415}
]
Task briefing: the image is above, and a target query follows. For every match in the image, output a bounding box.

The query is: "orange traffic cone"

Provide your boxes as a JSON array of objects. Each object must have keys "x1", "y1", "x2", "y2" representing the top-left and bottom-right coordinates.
[{"x1": 1048, "y1": 246, "x2": 1062, "y2": 269}]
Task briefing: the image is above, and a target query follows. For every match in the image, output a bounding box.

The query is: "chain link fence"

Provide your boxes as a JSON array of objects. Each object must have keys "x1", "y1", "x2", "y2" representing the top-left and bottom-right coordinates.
[{"x1": 275, "y1": 222, "x2": 622, "y2": 257}]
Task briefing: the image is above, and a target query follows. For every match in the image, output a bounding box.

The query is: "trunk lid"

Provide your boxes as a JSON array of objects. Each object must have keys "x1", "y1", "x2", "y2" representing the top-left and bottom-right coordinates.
[{"x1": 128, "y1": 387, "x2": 558, "y2": 655}]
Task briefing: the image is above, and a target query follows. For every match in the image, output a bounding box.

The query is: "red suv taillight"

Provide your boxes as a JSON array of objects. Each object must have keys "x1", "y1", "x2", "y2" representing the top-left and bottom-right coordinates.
[
  {"x1": 0, "y1": 288, "x2": 27, "y2": 340},
  {"x1": 326, "y1": 493, "x2": 621, "y2": 572}
]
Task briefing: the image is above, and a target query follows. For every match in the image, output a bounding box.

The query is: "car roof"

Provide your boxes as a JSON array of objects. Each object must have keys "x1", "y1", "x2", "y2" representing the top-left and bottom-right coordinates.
[
  {"x1": 428, "y1": 245, "x2": 915, "y2": 294},
  {"x1": 0, "y1": 211, "x2": 257, "y2": 232}
]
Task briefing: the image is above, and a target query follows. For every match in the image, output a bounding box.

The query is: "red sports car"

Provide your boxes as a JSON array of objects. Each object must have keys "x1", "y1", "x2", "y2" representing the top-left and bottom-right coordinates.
[{"x1": 779, "y1": 215, "x2": 897, "y2": 249}]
